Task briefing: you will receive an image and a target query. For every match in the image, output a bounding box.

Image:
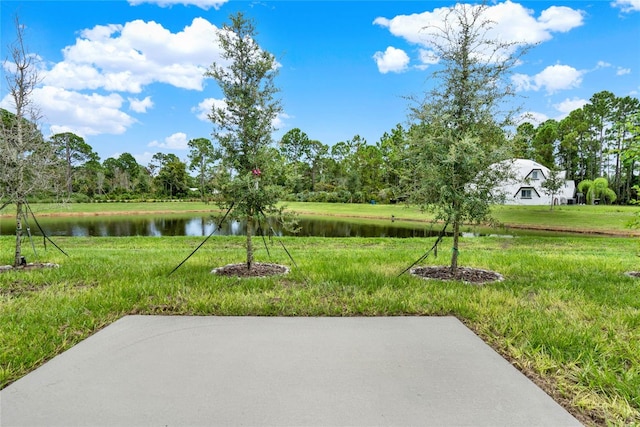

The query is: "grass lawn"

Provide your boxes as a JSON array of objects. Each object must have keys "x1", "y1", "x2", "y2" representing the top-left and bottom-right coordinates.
[{"x1": 1, "y1": 201, "x2": 640, "y2": 425}]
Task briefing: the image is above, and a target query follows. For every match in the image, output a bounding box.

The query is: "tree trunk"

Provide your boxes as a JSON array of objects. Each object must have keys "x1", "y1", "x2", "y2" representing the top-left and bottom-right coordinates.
[
  {"x1": 66, "y1": 143, "x2": 73, "y2": 195},
  {"x1": 246, "y1": 214, "x2": 254, "y2": 270},
  {"x1": 627, "y1": 160, "x2": 637, "y2": 202},
  {"x1": 614, "y1": 131, "x2": 622, "y2": 201},
  {"x1": 450, "y1": 220, "x2": 459, "y2": 272},
  {"x1": 14, "y1": 201, "x2": 24, "y2": 267},
  {"x1": 200, "y1": 158, "x2": 207, "y2": 204}
]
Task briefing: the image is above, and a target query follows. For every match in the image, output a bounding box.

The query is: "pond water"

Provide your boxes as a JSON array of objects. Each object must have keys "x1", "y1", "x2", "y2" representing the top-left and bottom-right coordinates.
[{"x1": 0, "y1": 214, "x2": 517, "y2": 238}]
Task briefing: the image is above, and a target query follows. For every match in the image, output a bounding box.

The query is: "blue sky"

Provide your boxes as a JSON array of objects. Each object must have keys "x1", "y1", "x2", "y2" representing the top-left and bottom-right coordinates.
[{"x1": 1, "y1": 0, "x2": 639, "y2": 167}]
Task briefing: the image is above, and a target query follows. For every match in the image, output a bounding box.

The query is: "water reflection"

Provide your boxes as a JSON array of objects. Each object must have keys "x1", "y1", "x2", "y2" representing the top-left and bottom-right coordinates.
[{"x1": 0, "y1": 215, "x2": 460, "y2": 238}]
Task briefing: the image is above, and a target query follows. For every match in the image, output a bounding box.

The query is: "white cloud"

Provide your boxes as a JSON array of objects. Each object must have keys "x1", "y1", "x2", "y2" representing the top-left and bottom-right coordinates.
[
  {"x1": 373, "y1": 2, "x2": 584, "y2": 66},
  {"x1": 133, "y1": 151, "x2": 156, "y2": 166},
  {"x1": 128, "y1": 0, "x2": 228, "y2": 10},
  {"x1": 617, "y1": 67, "x2": 632, "y2": 75},
  {"x1": 537, "y1": 6, "x2": 585, "y2": 32},
  {"x1": 513, "y1": 64, "x2": 584, "y2": 94},
  {"x1": 596, "y1": 61, "x2": 612, "y2": 69},
  {"x1": 148, "y1": 132, "x2": 189, "y2": 149},
  {"x1": 611, "y1": 0, "x2": 640, "y2": 12},
  {"x1": 553, "y1": 97, "x2": 588, "y2": 115},
  {"x1": 42, "y1": 63, "x2": 105, "y2": 91},
  {"x1": 517, "y1": 98, "x2": 588, "y2": 126},
  {"x1": 129, "y1": 96, "x2": 154, "y2": 113},
  {"x1": 273, "y1": 112, "x2": 291, "y2": 130},
  {"x1": 535, "y1": 65, "x2": 583, "y2": 93},
  {"x1": 373, "y1": 46, "x2": 410, "y2": 73},
  {"x1": 46, "y1": 18, "x2": 223, "y2": 94},
  {"x1": 21, "y1": 86, "x2": 135, "y2": 137},
  {"x1": 511, "y1": 73, "x2": 536, "y2": 92},
  {"x1": 193, "y1": 97, "x2": 227, "y2": 121},
  {"x1": 28, "y1": 17, "x2": 232, "y2": 138},
  {"x1": 417, "y1": 49, "x2": 439, "y2": 68}
]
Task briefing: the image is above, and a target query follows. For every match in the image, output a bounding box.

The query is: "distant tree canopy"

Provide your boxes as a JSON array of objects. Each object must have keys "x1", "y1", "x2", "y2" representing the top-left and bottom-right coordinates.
[
  {"x1": 50, "y1": 132, "x2": 99, "y2": 195},
  {"x1": 9, "y1": 85, "x2": 636, "y2": 208},
  {"x1": 3, "y1": 85, "x2": 638, "y2": 208}
]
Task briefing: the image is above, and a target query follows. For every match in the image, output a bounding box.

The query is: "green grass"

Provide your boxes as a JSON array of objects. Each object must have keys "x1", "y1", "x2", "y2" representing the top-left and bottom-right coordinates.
[
  {"x1": 285, "y1": 202, "x2": 640, "y2": 236},
  {"x1": 0, "y1": 201, "x2": 213, "y2": 217},
  {"x1": 490, "y1": 204, "x2": 639, "y2": 235},
  {"x1": 5, "y1": 201, "x2": 638, "y2": 235},
  {"x1": 1, "y1": 233, "x2": 639, "y2": 425}
]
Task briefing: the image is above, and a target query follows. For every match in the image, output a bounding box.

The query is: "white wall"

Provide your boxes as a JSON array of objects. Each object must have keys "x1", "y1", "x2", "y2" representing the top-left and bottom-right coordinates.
[{"x1": 493, "y1": 159, "x2": 575, "y2": 206}]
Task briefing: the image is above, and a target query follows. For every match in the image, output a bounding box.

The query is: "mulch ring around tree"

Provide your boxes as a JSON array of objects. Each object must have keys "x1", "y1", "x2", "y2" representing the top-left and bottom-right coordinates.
[
  {"x1": 0, "y1": 263, "x2": 59, "y2": 273},
  {"x1": 212, "y1": 263, "x2": 289, "y2": 278},
  {"x1": 410, "y1": 266, "x2": 503, "y2": 285}
]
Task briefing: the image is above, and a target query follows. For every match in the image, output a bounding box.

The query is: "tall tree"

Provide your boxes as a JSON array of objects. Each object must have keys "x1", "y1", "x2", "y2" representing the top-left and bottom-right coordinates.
[
  {"x1": 279, "y1": 128, "x2": 311, "y2": 193},
  {"x1": 608, "y1": 96, "x2": 640, "y2": 202},
  {"x1": 279, "y1": 128, "x2": 310, "y2": 164},
  {"x1": 512, "y1": 122, "x2": 536, "y2": 160},
  {"x1": 307, "y1": 140, "x2": 328, "y2": 191},
  {"x1": 206, "y1": 12, "x2": 283, "y2": 270},
  {"x1": 153, "y1": 153, "x2": 189, "y2": 198},
  {"x1": 378, "y1": 124, "x2": 409, "y2": 190},
  {"x1": 50, "y1": 132, "x2": 99, "y2": 195},
  {"x1": 620, "y1": 111, "x2": 640, "y2": 202},
  {"x1": 0, "y1": 17, "x2": 62, "y2": 267},
  {"x1": 103, "y1": 153, "x2": 140, "y2": 194},
  {"x1": 531, "y1": 119, "x2": 558, "y2": 167},
  {"x1": 187, "y1": 137, "x2": 217, "y2": 202},
  {"x1": 584, "y1": 91, "x2": 616, "y2": 178},
  {"x1": 558, "y1": 108, "x2": 588, "y2": 181},
  {"x1": 404, "y1": 2, "x2": 525, "y2": 271},
  {"x1": 354, "y1": 143, "x2": 383, "y2": 202},
  {"x1": 337, "y1": 135, "x2": 367, "y2": 202},
  {"x1": 74, "y1": 156, "x2": 103, "y2": 197}
]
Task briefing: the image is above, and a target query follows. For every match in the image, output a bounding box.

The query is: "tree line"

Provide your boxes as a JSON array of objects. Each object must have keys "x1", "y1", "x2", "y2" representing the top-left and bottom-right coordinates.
[{"x1": 3, "y1": 89, "x2": 637, "y2": 205}]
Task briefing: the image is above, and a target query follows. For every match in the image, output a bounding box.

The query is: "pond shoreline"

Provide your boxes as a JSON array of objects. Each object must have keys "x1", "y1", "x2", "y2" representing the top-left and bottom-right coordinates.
[{"x1": 2, "y1": 207, "x2": 637, "y2": 237}]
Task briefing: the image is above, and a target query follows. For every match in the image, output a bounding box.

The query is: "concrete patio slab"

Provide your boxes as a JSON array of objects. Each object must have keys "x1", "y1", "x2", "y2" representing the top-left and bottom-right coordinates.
[{"x1": 1, "y1": 316, "x2": 581, "y2": 426}]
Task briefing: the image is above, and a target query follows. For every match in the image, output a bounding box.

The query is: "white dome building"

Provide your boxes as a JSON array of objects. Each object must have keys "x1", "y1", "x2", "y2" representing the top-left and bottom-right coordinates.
[{"x1": 492, "y1": 159, "x2": 576, "y2": 205}]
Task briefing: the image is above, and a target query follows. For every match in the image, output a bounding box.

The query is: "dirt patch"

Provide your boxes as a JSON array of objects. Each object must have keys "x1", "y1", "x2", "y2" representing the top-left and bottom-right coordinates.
[
  {"x1": 0, "y1": 281, "x2": 45, "y2": 296},
  {"x1": 410, "y1": 265, "x2": 503, "y2": 284},
  {"x1": 0, "y1": 263, "x2": 59, "y2": 273},
  {"x1": 624, "y1": 271, "x2": 640, "y2": 278},
  {"x1": 212, "y1": 263, "x2": 289, "y2": 278}
]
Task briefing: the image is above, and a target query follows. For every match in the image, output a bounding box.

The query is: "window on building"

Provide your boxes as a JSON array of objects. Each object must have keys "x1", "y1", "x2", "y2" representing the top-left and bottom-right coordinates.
[
  {"x1": 531, "y1": 171, "x2": 539, "y2": 180},
  {"x1": 521, "y1": 189, "x2": 532, "y2": 199}
]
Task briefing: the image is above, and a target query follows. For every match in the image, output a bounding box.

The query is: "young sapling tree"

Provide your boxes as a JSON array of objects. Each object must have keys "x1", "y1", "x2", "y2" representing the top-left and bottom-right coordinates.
[
  {"x1": 404, "y1": 2, "x2": 529, "y2": 272},
  {"x1": 206, "y1": 12, "x2": 283, "y2": 270},
  {"x1": 1, "y1": 17, "x2": 62, "y2": 267},
  {"x1": 540, "y1": 165, "x2": 567, "y2": 210}
]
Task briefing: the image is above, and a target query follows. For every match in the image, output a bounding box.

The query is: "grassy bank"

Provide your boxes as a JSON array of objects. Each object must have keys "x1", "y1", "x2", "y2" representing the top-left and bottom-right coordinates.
[
  {"x1": 1, "y1": 234, "x2": 639, "y2": 425},
  {"x1": 3, "y1": 201, "x2": 638, "y2": 236}
]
